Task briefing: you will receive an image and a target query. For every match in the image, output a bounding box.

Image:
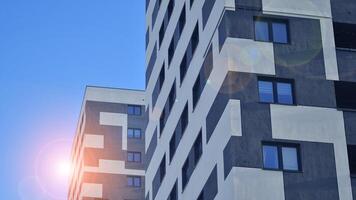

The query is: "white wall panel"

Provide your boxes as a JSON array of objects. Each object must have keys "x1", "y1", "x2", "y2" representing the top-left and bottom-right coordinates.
[
  {"x1": 221, "y1": 38, "x2": 276, "y2": 75},
  {"x1": 99, "y1": 112, "x2": 128, "y2": 150},
  {"x1": 84, "y1": 134, "x2": 104, "y2": 149},
  {"x1": 262, "y1": 0, "x2": 332, "y2": 18},
  {"x1": 85, "y1": 159, "x2": 145, "y2": 176},
  {"x1": 217, "y1": 167, "x2": 285, "y2": 200},
  {"x1": 81, "y1": 183, "x2": 103, "y2": 199}
]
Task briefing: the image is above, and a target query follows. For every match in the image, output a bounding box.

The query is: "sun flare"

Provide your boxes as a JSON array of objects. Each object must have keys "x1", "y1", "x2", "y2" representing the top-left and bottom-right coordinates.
[{"x1": 55, "y1": 160, "x2": 72, "y2": 178}]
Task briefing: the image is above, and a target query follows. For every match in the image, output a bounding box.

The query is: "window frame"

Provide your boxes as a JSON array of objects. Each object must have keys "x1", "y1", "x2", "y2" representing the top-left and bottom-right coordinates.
[
  {"x1": 262, "y1": 142, "x2": 302, "y2": 172},
  {"x1": 128, "y1": 128, "x2": 142, "y2": 139},
  {"x1": 127, "y1": 176, "x2": 142, "y2": 187},
  {"x1": 254, "y1": 17, "x2": 290, "y2": 44},
  {"x1": 128, "y1": 105, "x2": 142, "y2": 116},
  {"x1": 258, "y1": 77, "x2": 296, "y2": 105},
  {"x1": 127, "y1": 151, "x2": 142, "y2": 163}
]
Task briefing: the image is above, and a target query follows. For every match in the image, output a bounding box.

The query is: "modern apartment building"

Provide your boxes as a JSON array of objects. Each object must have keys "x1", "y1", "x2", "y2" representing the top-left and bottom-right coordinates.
[
  {"x1": 144, "y1": 0, "x2": 356, "y2": 200},
  {"x1": 68, "y1": 86, "x2": 146, "y2": 200}
]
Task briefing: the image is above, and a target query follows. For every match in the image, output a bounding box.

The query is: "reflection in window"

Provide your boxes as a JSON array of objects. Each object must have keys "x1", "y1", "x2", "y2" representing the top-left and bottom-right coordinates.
[
  {"x1": 277, "y1": 82, "x2": 293, "y2": 104},
  {"x1": 255, "y1": 21, "x2": 269, "y2": 42},
  {"x1": 258, "y1": 81, "x2": 274, "y2": 103},
  {"x1": 282, "y1": 147, "x2": 299, "y2": 171},
  {"x1": 272, "y1": 22, "x2": 288, "y2": 43},
  {"x1": 263, "y1": 145, "x2": 279, "y2": 169}
]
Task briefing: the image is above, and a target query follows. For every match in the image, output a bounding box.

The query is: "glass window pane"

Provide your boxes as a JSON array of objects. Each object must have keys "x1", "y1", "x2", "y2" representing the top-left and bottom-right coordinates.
[
  {"x1": 282, "y1": 147, "x2": 299, "y2": 171},
  {"x1": 134, "y1": 153, "x2": 141, "y2": 162},
  {"x1": 258, "y1": 81, "x2": 274, "y2": 103},
  {"x1": 134, "y1": 177, "x2": 141, "y2": 187},
  {"x1": 263, "y1": 145, "x2": 279, "y2": 169},
  {"x1": 127, "y1": 177, "x2": 133, "y2": 186},
  {"x1": 277, "y1": 82, "x2": 293, "y2": 104},
  {"x1": 128, "y1": 106, "x2": 135, "y2": 115},
  {"x1": 134, "y1": 106, "x2": 141, "y2": 115},
  {"x1": 134, "y1": 129, "x2": 141, "y2": 138},
  {"x1": 128, "y1": 129, "x2": 134, "y2": 138},
  {"x1": 127, "y1": 153, "x2": 134, "y2": 162},
  {"x1": 272, "y1": 22, "x2": 288, "y2": 43},
  {"x1": 255, "y1": 21, "x2": 270, "y2": 42}
]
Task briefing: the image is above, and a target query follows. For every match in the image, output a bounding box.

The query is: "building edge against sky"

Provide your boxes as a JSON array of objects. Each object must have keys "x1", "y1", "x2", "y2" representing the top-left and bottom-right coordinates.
[
  {"x1": 68, "y1": 86, "x2": 147, "y2": 200},
  {"x1": 69, "y1": 0, "x2": 356, "y2": 199}
]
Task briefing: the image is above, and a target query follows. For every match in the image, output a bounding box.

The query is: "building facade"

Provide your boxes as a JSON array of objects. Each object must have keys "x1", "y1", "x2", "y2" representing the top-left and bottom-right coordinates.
[
  {"x1": 144, "y1": 0, "x2": 356, "y2": 200},
  {"x1": 68, "y1": 86, "x2": 147, "y2": 200}
]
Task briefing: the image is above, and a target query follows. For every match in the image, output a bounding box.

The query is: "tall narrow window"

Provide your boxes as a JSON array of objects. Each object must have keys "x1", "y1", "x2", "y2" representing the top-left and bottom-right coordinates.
[
  {"x1": 255, "y1": 20, "x2": 269, "y2": 42},
  {"x1": 182, "y1": 159, "x2": 189, "y2": 189},
  {"x1": 181, "y1": 103, "x2": 189, "y2": 135},
  {"x1": 262, "y1": 145, "x2": 279, "y2": 169},
  {"x1": 159, "y1": 155, "x2": 166, "y2": 182},
  {"x1": 194, "y1": 131, "x2": 203, "y2": 164},
  {"x1": 272, "y1": 22, "x2": 288, "y2": 43},
  {"x1": 258, "y1": 81, "x2": 274, "y2": 103},
  {"x1": 169, "y1": 131, "x2": 176, "y2": 162},
  {"x1": 159, "y1": 64, "x2": 165, "y2": 90},
  {"x1": 191, "y1": 23, "x2": 199, "y2": 55}
]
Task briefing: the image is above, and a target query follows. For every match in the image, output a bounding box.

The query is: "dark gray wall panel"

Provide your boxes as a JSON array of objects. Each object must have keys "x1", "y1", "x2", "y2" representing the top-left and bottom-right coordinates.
[
  {"x1": 284, "y1": 142, "x2": 339, "y2": 200},
  {"x1": 235, "y1": 0, "x2": 262, "y2": 10},
  {"x1": 336, "y1": 50, "x2": 356, "y2": 82},
  {"x1": 331, "y1": 0, "x2": 356, "y2": 24},
  {"x1": 274, "y1": 18, "x2": 325, "y2": 79},
  {"x1": 294, "y1": 78, "x2": 336, "y2": 108},
  {"x1": 344, "y1": 112, "x2": 356, "y2": 145}
]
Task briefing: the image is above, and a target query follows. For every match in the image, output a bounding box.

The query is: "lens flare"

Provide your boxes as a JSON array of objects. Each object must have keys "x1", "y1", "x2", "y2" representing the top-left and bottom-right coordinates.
[{"x1": 55, "y1": 159, "x2": 72, "y2": 179}]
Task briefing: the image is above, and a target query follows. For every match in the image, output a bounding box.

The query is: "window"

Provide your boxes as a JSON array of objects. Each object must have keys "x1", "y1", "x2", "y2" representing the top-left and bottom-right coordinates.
[
  {"x1": 127, "y1": 152, "x2": 141, "y2": 163},
  {"x1": 181, "y1": 103, "x2": 189, "y2": 135},
  {"x1": 160, "y1": 109, "x2": 166, "y2": 135},
  {"x1": 191, "y1": 23, "x2": 199, "y2": 55},
  {"x1": 128, "y1": 105, "x2": 141, "y2": 115},
  {"x1": 128, "y1": 128, "x2": 142, "y2": 139},
  {"x1": 168, "y1": 39, "x2": 174, "y2": 64},
  {"x1": 347, "y1": 145, "x2": 356, "y2": 175},
  {"x1": 178, "y1": 4, "x2": 186, "y2": 35},
  {"x1": 182, "y1": 159, "x2": 189, "y2": 189},
  {"x1": 159, "y1": 155, "x2": 166, "y2": 182},
  {"x1": 335, "y1": 81, "x2": 356, "y2": 110},
  {"x1": 159, "y1": 64, "x2": 165, "y2": 90},
  {"x1": 254, "y1": 18, "x2": 289, "y2": 44},
  {"x1": 333, "y1": 22, "x2": 356, "y2": 49},
  {"x1": 159, "y1": 22, "x2": 165, "y2": 47},
  {"x1": 168, "y1": 81, "x2": 176, "y2": 111},
  {"x1": 180, "y1": 54, "x2": 188, "y2": 83},
  {"x1": 127, "y1": 176, "x2": 141, "y2": 187},
  {"x1": 193, "y1": 131, "x2": 203, "y2": 164},
  {"x1": 168, "y1": 181, "x2": 178, "y2": 200},
  {"x1": 167, "y1": 0, "x2": 174, "y2": 20},
  {"x1": 193, "y1": 74, "x2": 201, "y2": 109},
  {"x1": 197, "y1": 192, "x2": 204, "y2": 200},
  {"x1": 262, "y1": 143, "x2": 300, "y2": 171},
  {"x1": 169, "y1": 131, "x2": 176, "y2": 162},
  {"x1": 258, "y1": 77, "x2": 294, "y2": 105}
]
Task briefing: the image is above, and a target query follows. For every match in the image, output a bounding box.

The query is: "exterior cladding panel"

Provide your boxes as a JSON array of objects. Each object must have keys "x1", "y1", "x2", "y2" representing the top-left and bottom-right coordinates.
[
  {"x1": 336, "y1": 50, "x2": 356, "y2": 82},
  {"x1": 212, "y1": 72, "x2": 340, "y2": 199},
  {"x1": 83, "y1": 172, "x2": 145, "y2": 200},
  {"x1": 330, "y1": 0, "x2": 356, "y2": 24}
]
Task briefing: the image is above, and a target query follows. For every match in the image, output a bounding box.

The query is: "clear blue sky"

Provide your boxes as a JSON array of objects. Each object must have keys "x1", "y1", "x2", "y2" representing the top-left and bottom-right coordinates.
[{"x1": 0, "y1": 1, "x2": 145, "y2": 199}]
